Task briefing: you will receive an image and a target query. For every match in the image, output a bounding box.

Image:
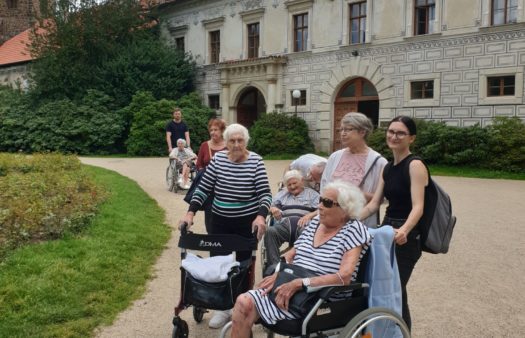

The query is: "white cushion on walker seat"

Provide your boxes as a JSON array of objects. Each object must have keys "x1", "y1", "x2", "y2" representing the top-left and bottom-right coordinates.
[{"x1": 181, "y1": 253, "x2": 240, "y2": 283}]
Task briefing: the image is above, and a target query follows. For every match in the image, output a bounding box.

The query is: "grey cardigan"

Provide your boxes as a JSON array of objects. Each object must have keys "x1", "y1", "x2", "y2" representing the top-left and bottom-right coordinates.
[{"x1": 320, "y1": 147, "x2": 387, "y2": 227}]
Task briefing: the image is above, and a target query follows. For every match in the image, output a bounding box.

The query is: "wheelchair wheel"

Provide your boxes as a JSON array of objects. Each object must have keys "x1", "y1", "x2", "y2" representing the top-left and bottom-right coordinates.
[
  {"x1": 338, "y1": 307, "x2": 410, "y2": 338},
  {"x1": 172, "y1": 317, "x2": 189, "y2": 338},
  {"x1": 166, "y1": 164, "x2": 175, "y2": 192},
  {"x1": 193, "y1": 306, "x2": 206, "y2": 323}
]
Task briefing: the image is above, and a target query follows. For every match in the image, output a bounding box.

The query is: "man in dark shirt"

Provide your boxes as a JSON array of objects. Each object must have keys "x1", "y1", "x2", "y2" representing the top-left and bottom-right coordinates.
[{"x1": 165, "y1": 107, "x2": 190, "y2": 153}]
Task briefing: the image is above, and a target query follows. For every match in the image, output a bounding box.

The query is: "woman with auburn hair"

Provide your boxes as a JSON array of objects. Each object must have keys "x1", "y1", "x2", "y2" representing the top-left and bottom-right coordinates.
[{"x1": 195, "y1": 118, "x2": 227, "y2": 232}]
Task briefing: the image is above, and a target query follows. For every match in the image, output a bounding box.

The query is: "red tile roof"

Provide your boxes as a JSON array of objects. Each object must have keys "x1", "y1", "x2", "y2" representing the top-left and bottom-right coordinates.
[{"x1": 0, "y1": 28, "x2": 34, "y2": 66}]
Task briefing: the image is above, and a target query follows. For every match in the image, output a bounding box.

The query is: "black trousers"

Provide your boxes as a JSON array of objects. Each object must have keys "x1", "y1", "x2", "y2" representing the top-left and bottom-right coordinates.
[
  {"x1": 209, "y1": 213, "x2": 257, "y2": 262},
  {"x1": 382, "y1": 216, "x2": 422, "y2": 331}
]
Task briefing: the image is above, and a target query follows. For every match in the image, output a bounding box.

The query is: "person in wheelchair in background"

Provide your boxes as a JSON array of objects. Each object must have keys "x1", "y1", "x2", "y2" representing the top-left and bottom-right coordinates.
[
  {"x1": 263, "y1": 170, "x2": 319, "y2": 276},
  {"x1": 231, "y1": 181, "x2": 371, "y2": 338},
  {"x1": 169, "y1": 138, "x2": 197, "y2": 190},
  {"x1": 287, "y1": 154, "x2": 326, "y2": 192}
]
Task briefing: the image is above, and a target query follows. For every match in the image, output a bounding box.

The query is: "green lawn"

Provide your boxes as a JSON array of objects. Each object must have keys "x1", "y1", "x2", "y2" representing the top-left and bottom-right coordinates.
[{"x1": 0, "y1": 166, "x2": 170, "y2": 338}]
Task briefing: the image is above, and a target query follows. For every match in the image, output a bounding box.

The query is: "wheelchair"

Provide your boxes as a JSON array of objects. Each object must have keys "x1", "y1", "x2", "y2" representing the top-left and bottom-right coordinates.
[
  {"x1": 166, "y1": 158, "x2": 196, "y2": 193},
  {"x1": 220, "y1": 248, "x2": 411, "y2": 338}
]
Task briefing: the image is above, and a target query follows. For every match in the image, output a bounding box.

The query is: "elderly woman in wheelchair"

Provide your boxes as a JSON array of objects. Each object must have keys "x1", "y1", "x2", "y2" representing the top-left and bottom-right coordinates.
[
  {"x1": 263, "y1": 169, "x2": 320, "y2": 276},
  {"x1": 231, "y1": 180, "x2": 371, "y2": 338},
  {"x1": 169, "y1": 138, "x2": 196, "y2": 189}
]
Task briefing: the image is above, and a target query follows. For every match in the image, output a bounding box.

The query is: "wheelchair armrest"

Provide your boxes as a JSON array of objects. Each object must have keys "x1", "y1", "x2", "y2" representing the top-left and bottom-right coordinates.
[{"x1": 307, "y1": 282, "x2": 369, "y2": 300}]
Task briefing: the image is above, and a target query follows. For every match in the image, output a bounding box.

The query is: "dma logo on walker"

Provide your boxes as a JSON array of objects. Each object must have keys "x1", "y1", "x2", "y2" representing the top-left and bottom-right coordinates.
[{"x1": 199, "y1": 240, "x2": 222, "y2": 248}]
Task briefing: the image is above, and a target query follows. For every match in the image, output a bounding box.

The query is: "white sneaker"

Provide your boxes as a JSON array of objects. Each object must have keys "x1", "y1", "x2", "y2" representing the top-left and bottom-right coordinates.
[{"x1": 208, "y1": 310, "x2": 231, "y2": 329}]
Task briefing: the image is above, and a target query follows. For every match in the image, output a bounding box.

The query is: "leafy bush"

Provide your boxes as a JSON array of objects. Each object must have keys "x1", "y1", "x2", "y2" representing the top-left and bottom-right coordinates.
[
  {"x1": 0, "y1": 153, "x2": 105, "y2": 259},
  {"x1": 368, "y1": 117, "x2": 523, "y2": 172},
  {"x1": 125, "y1": 92, "x2": 214, "y2": 156},
  {"x1": 0, "y1": 89, "x2": 125, "y2": 154},
  {"x1": 486, "y1": 116, "x2": 525, "y2": 172},
  {"x1": 249, "y1": 113, "x2": 315, "y2": 156}
]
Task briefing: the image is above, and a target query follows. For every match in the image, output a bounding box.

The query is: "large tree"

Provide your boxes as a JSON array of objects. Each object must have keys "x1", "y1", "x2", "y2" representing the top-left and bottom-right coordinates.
[{"x1": 29, "y1": 0, "x2": 195, "y2": 106}]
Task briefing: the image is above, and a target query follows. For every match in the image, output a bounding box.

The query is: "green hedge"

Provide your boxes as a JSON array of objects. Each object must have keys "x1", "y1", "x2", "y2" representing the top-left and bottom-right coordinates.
[
  {"x1": 368, "y1": 117, "x2": 525, "y2": 173},
  {"x1": 249, "y1": 112, "x2": 315, "y2": 156},
  {"x1": 0, "y1": 88, "x2": 125, "y2": 154},
  {"x1": 125, "y1": 91, "x2": 215, "y2": 156},
  {"x1": 0, "y1": 153, "x2": 105, "y2": 260}
]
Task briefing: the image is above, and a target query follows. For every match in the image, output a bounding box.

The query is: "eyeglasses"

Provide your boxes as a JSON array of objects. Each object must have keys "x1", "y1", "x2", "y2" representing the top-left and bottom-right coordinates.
[
  {"x1": 319, "y1": 196, "x2": 340, "y2": 208},
  {"x1": 340, "y1": 127, "x2": 358, "y2": 134},
  {"x1": 386, "y1": 129, "x2": 410, "y2": 139}
]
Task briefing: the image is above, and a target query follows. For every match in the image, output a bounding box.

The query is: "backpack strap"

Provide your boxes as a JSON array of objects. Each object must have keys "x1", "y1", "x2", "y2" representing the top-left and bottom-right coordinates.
[{"x1": 359, "y1": 155, "x2": 382, "y2": 188}]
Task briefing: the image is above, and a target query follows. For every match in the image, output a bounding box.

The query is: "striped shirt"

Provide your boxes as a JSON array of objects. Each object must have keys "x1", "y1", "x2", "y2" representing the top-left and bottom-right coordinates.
[
  {"x1": 189, "y1": 151, "x2": 272, "y2": 218},
  {"x1": 248, "y1": 216, "x2": 371, "y2": 324},
  {"x1": 272, "y1": 187, "x2": 319, "y2": 218}
]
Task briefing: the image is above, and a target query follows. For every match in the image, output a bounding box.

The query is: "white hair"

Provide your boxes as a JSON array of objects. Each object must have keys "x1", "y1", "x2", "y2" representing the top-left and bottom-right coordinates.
[
  {"x1": 322, "y1": 180, "x2": 365, "y2": 219},
  {"x1": 223, "y1": 123, "x2": 250, "y2": 144},
  {"x1": 283, "y1": 169, "x2": 303, "y2": 185},
  {"x1": 176, "y1": 138, "x2": 186, "y2": 146}
]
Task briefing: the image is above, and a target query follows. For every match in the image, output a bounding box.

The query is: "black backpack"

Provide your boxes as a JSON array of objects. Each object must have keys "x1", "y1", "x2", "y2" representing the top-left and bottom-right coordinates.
[{"x1": 385, "y1": 155, "x2": 457, "y2": 254}]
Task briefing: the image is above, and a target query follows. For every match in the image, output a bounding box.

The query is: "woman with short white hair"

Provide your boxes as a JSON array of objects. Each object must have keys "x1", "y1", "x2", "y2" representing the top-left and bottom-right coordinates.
[
  {"x1": 231, "y1": 180, "x2": 371, "y2": 337},
  {"x1": 169, "y1": 138, "x2": 196, "y2": 189},
  {"x1": 180, "y1": 123, "x2": 272, "y2": 329}
]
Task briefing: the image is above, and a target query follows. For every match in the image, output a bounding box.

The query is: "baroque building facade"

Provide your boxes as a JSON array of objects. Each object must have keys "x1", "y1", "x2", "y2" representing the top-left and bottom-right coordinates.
[{"x1": 158, "y1": 0, "x2": 525, "y2": 152}]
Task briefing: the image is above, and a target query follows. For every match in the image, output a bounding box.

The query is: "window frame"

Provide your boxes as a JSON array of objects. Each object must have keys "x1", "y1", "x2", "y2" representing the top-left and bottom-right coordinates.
[
  {"x1": 414, "y1": 0, "x2": 436, "y2": 36},
  {"x1": 209, "y1": 30, "x2": 221, "y2": 64},
  {"x1": 6, "y1": 0, "x2": 17, "y2": 9},
  {"x1": 349, "y1": 1, "x2": 367, "y2": 44},
  {"x1": 247, "y1": 22, "x2": 260, "y2": 59},
  {"x1": 208, "y1": 94, "x2": 220, "y2": 110},
  {"x1": 491, "y1": 0, "x2": 518, "y2": 25},
  {"x1": 175, "y1": 37, "x2": 185, "y2": 52},
  {"x1": 404, "y1": 73, "x2": 441, "y2": 107},
  {"x1": 293, "y1": 13, "x2": 308, "y2": 52},
  {"x1": 479, "y1": 67, "x2": 523, "y2": 105}
]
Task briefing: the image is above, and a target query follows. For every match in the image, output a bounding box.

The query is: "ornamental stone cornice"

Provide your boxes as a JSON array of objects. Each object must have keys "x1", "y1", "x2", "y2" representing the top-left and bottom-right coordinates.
[
  {"x1": 217, "y1": 55, "x2": 287, "y2": 84},
  {"x1": 352, "y1": 28, "x2": 525, "y2": 57}
]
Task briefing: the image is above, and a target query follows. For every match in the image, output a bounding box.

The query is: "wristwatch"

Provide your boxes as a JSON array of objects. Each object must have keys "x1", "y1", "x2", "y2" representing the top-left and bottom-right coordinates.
[{"x1": 302, "y1": 277, "x2": 311, "y2": 290}]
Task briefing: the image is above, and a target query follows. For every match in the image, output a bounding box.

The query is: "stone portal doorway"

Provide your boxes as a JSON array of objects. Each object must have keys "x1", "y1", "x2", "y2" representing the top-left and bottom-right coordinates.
[
  {"x1": 236, "y1": 86, "x2": 266, "y2": 129},
  {"x1": 333, "y1": 77, "x2": 379, "y2": 150}
]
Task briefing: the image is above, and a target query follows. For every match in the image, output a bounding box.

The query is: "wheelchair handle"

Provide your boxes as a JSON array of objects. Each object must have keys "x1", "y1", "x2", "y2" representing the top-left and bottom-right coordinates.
[{"x1": 180, "y1": 222, "x2": 189, "y2": 235}]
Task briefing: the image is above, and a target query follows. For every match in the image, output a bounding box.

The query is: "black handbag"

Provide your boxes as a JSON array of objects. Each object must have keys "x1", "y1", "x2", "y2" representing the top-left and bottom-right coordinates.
[
  {"x1": 269, "y1": 263, "x2": 320, "y2": 318},
  {"x1": 183, "y1": 168, "x2": 213, "y2": 210},
  {"x1": 182, "y1": 259, "x2": 251, "y2": 310}
]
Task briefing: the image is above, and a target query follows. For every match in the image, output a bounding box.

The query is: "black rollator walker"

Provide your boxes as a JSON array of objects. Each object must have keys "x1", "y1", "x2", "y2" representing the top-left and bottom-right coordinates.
[{"x1": 171, "y1": 223, "x2": 258, "y2": 338}]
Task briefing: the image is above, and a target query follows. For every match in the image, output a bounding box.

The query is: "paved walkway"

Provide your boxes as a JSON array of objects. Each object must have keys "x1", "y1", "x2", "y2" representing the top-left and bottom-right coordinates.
[{"x1": 80, "y1": 157, "x2": 525, "y2": 337}]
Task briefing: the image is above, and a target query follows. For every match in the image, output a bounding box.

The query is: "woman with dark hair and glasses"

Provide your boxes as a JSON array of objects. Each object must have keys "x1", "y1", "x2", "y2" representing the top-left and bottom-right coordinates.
[
  {"x1": 321, "y1": 112, "x2": 387, "y2": 228},
  {"x1": 360, "y1": 115, "x2": 429, "y2": 331},
  {"x1": 231, "y1": 180, "x2": 371, "y2": 337}
]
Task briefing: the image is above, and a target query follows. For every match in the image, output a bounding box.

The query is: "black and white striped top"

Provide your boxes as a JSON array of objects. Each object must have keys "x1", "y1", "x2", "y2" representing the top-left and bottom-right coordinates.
[
  {"x1": 189, "y1": 150, "x2": 272, "y2": 218},
  {"x1": 248, "y1": 216, "x2": 371, "y2": 324}
]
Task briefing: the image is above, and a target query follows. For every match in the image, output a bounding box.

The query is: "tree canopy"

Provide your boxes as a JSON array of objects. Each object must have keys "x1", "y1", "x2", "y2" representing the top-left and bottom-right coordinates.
[{"x1": 29, "y1": 0, "x2": 195, "y2": 107}]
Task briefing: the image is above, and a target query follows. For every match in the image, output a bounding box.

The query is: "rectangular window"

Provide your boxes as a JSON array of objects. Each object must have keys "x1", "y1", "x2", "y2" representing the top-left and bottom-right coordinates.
[
  {"x1": 291, "y1": 90, "x2": 307, "y2": 106},
  {"x1": 349, "y1": 1, "x2": 367, "y2": 44},
  {"x1": 491, "y1": 0, "x2": 518, "y2": 25},
  {"x1": 411, "y1": 81, "x2": 434, "y2": 99},
  {"x1": 175, "y1": 37, "x2": 185, "y2": 52},
  {"x1": 6, "y1": 0, "x2": 17, "y2": 9},
  {"x1": 208, "y1": 94, "x2": 220, "y2": 110},
  {"x1": 209, "y1": 30, "x2": 220, "y2": 64},
  {"x1": 247, "y1": 23, "x2": 260, "y2": 58},
  {"x1": 293, "y1": 13, "x2": 308, "y2": 52},
  {"x1": 414, "y1": 0, "x2": 435, "y2": 35},
  {"x1": 487, "y1": 76, "x2": 515, "y2": 96}
]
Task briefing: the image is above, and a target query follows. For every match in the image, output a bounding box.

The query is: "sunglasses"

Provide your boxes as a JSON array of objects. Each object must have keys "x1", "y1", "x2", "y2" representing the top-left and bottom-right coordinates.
[{"x1": 319, "y1": 196, "x2": 340, "y2": 208}]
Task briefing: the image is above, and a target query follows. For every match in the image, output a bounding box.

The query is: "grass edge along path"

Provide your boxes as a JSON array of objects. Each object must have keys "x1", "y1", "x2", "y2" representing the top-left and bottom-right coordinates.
[{"x1": 0, "y1": 165, "x2": 171, "y2": 338}]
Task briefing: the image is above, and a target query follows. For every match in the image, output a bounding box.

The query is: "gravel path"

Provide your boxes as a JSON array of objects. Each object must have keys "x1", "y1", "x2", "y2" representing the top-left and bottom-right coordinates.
[{"x1": 80, "y1": 157, "x2": 525, "y2": 338}]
